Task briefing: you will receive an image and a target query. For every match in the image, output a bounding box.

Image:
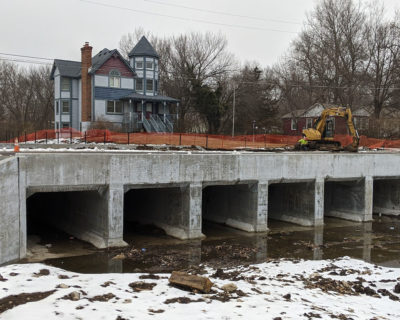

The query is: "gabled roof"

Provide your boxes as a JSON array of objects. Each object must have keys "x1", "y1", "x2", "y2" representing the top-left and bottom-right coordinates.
[
  {"x1": 50, "y1": 59, "x2": 81, "y2": 79},
  {"x1": 128, "y1": 36, "x2": 159, "y2": 58},
  {"x1": 89, "y1": 48, "x2": 135, "y2": 75}
]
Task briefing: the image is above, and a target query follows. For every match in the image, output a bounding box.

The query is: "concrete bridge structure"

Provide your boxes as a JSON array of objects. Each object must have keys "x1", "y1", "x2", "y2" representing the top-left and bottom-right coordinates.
[{"x1": 1, "y1": 150, "x2": 399, "y2": 265}]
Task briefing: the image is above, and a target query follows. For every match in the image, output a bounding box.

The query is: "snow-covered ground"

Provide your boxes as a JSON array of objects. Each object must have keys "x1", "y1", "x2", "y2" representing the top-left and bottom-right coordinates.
[{"x1": 1, "y1": 257, "x2": 399, "y2": 319}]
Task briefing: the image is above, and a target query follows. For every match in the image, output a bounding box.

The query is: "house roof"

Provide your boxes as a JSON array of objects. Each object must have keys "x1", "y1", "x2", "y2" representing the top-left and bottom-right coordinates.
[
  {"x1": 122, "y1": 92, "x2": 179, "y2": 103},
  {"x1": 282, "y1": 103, "x2": 373, "y2": 119},
  {"x1": 50, "y1": 59, "x2": 81, "y2": 79},
  {"x1": 89, "y1": 48, "x2": 135, "y2": 75},
  {"x1": 128, "y1": 36, "x2": 159, "y2": 58}
]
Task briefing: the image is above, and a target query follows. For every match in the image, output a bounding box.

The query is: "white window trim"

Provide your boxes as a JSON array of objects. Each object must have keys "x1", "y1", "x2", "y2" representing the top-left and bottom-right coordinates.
[
  {"x1": 146, "y1": 61, "x2": 154, "y2": 70},
  {"x1": 291, "y1": 119, "x2": 297, "y2": 131},
  {"x1": 146, "y1": 79, "x2": 153, "y2": 91},
  {"x1": 109, "y1": 70, "x2": 121, "y2": 88},
  {"x1": 306, "y1": 118, "x2": 313, "y2": 129},
  {"x1": 62, "y1": 100, "x2": 70, "y2": 114},
  {"x1": 136, "y1": 78, "x2": 144, "y2": 91},
  {"x1": 106, "y1": 100, "x2": 124, "y2": 114},
  {"x1": 61, "y1": 78, "x2": 70, "y2": 91}
]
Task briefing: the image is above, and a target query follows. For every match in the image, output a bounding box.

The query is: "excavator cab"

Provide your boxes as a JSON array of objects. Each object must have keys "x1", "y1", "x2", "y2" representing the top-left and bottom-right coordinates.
[{"x1": 324, "y1": 118, "x2": 335, "y2": 138}]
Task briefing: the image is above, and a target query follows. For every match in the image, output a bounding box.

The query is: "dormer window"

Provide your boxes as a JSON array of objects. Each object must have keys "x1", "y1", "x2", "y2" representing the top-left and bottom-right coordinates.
[
  {"x1": 135, "y1": 61, "x2": 143, "y2": 69},
  {"x1": 109, "y1": 69, "x2": 121, "y2": 88},
  {"x1": 146, "y1": 60, "x2": 154, "y2": 70}
]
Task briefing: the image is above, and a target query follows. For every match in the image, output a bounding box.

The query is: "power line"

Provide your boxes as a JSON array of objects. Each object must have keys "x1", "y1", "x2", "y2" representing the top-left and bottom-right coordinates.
[
  {"x1": 0, "y1": 52, "x2": 54, "y2": 61},
  {"x1": 1, "y1": 53, "x2": 399, "y2": 91},
  {"x1": 79, "y1": 0, "x2": 298, "y2": 34},
  {"x1": 143, "y1": 0, "x2": 302, "y2": 25}
]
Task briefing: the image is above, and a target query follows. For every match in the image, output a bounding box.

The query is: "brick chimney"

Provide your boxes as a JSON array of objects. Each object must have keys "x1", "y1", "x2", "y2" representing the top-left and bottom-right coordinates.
[{"x1": 81, "y1": 42, "x2": 92, "y2": 122}]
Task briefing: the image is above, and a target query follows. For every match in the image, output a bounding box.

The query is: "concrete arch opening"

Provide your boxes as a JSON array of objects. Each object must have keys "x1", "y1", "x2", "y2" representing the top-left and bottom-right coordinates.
[
  {"x1": 124, "y1": 184, "x2": 203, "y2": 241},
  {"x1": 373, "y1": 178, "x2": 400, "y2": 216},
  {"x1": 26, "y1": 188, "x2": 113, "y2": 259},
  {"x1": 324, "y1": 178, "x2": 372, "y2": 222},
  {"x1": 268, "y1": 181, "x2": 319, "y2": 226},
  {"x1": 202, "y1": 182, "x2": 266, "y2": 234}
]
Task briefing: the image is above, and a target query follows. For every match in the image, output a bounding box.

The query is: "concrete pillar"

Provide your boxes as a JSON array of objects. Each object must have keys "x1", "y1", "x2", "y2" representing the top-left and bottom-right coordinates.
[
  {"x1": 314, "y1": 179, "x2": 324, "y2": 226},
  {"x1": 364, "y1": 176, "x2": 373, "y2": 221},
  {"x1": 183, "y1": 183, "x2": 204, "y2": 239},
  {"x1": 256, "y1": 181, "x2": 269, "y2": 232},
  {"x1": 373, "y1": 179, "x2": 400, "y2": 216},
  {"x1": 325, "y1": 178, "x2": 373, "y2": 222},
  {"x1": 106, "y1": 185, "x2": 128, "y2": 247}
]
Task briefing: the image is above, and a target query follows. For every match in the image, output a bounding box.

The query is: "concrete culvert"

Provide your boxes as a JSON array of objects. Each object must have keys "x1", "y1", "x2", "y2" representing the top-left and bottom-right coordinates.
[
  {"x1": 202, "y1": 183, "x2": 260, "y2": 232},
  {"x1": 268, "y1": 181, "x2": 316, "y2": 226},
  {"x1": 324, "y1": 179, "x2": 368, "y2": 222},
  {"x1": 124, "y1": 186, "x2": 194, "y2": 240},
  {"x1": 373, "y1": 179, "x2": 400, "y2": 216},
  {"x1": 26, "y1": 190, "x2": 110, "y2": 251}
]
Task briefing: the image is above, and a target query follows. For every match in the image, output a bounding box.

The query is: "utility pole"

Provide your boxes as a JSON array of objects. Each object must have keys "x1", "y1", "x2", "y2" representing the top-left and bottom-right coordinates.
[
  {"x1": 232, "y1": 86, "x2": 236, "y2": 137},
  {"x1": 252, "y1": 120, "x2": 256, "y2": 142}
]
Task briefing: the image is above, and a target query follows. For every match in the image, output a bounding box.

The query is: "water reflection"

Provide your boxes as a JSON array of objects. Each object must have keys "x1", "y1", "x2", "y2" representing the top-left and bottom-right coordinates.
[{"x1": 43, "y1": 216, "x2": 400, "y2": 273}]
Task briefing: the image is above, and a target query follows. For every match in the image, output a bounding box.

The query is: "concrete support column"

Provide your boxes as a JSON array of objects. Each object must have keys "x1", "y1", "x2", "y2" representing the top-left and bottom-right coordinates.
[
  {"x1": 314, "y1": 178, "x2": 324, "y2": 226},
  {"x1": 364, "y1": 176, "x2": 373, "y2": 222},
  {"x1": 183, "y1": 183, "x2": 204, "y2": 239},
  {"x1": 255, "y1": 181, "x2": 269, "y2": 232},
  {"x1": 107, "y1": 185, "x2": 128, "y2": 247}
]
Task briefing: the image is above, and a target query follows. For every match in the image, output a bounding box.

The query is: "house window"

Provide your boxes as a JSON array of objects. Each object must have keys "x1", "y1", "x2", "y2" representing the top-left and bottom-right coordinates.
[
  {"x1": 146, "y1": 60, "x2": 153, "y2": 70},
  {"x1": 62, "y1": 101, "x2": 70, "y2": 114},
  {"x1": 62, "y1": 122, "x2": 69, "y2": 129},
  {"x1": 146, "y1": 79, "x2": 153, "y2": 91},
  {"x1": 137, "y1": 102, "x2": 142, "y2": 112},
  {"x1": 135, "y1": 61, "x2": 143, "y2": 69},
  {"x1": 109, "y1": 70, "x2": 121, "y2": 88},
  {"x1": 146, "y1": 103, "x2": 152, "y2": 112},
  {"x1": 56, "y1": 101, "x2": 59, "y2": 115},
  {"x1": 291, "y1": 119, "x2": 297, "y2": 131},
  {"x1": 306, "y1": 118, "x2": 313, "y2": 128},
  {"x1": 155, "y1": 80, "x2": 158, "y2": 93},
  {"x1": 136, "y1": 78, "x2": 143, "y2": 91},
  {"x1": 107, "y1": 100, "x2": 123, "y2": 114},
  {"x1": 61, "y1": 78, "x2": 70, "y2": 91}
]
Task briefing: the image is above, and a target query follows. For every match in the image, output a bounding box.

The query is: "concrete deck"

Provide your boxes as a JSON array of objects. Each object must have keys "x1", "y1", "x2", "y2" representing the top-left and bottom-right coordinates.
[{"x1": 1, "y1": 150, "x2": 400, "y2": 265}]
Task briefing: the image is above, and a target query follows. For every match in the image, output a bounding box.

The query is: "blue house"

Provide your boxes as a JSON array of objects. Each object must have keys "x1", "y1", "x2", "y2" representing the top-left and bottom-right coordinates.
[{"x1": 50, "y1": 36, "x2": 179, "y2": 132}]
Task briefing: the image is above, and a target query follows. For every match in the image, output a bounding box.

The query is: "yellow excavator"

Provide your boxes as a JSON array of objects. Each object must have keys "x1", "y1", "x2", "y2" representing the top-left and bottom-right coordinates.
[{"x1": 297, "y1": 107, "x2": 360, "y2": 152}]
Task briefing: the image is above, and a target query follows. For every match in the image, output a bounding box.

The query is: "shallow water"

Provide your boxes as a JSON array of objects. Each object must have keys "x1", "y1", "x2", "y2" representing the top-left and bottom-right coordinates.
[{"x1": 36, "y1": 215, "x2": 400, "y2": 274}]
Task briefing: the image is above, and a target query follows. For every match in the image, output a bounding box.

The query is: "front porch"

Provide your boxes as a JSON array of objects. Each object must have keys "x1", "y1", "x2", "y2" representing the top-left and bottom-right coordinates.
[{"x1": 122, "y1": 93, "x2": 179, "y2": 133}]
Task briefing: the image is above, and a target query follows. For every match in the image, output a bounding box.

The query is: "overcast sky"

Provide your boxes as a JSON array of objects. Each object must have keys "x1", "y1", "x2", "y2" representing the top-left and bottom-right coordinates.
[{"x1": 1, "y1": 0, "x2": 399, "y2": 68}]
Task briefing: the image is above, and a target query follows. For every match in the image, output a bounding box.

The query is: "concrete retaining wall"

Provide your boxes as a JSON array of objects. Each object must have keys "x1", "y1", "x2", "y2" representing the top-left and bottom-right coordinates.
[{"x1": 1, "y1": 151, "x2": 400, "y2": 265}]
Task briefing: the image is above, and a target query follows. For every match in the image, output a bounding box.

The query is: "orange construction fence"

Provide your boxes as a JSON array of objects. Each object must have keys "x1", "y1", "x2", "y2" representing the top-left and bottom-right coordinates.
[{"x1": 2, "y1": 129, "x2": 400, "y2": 150}]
